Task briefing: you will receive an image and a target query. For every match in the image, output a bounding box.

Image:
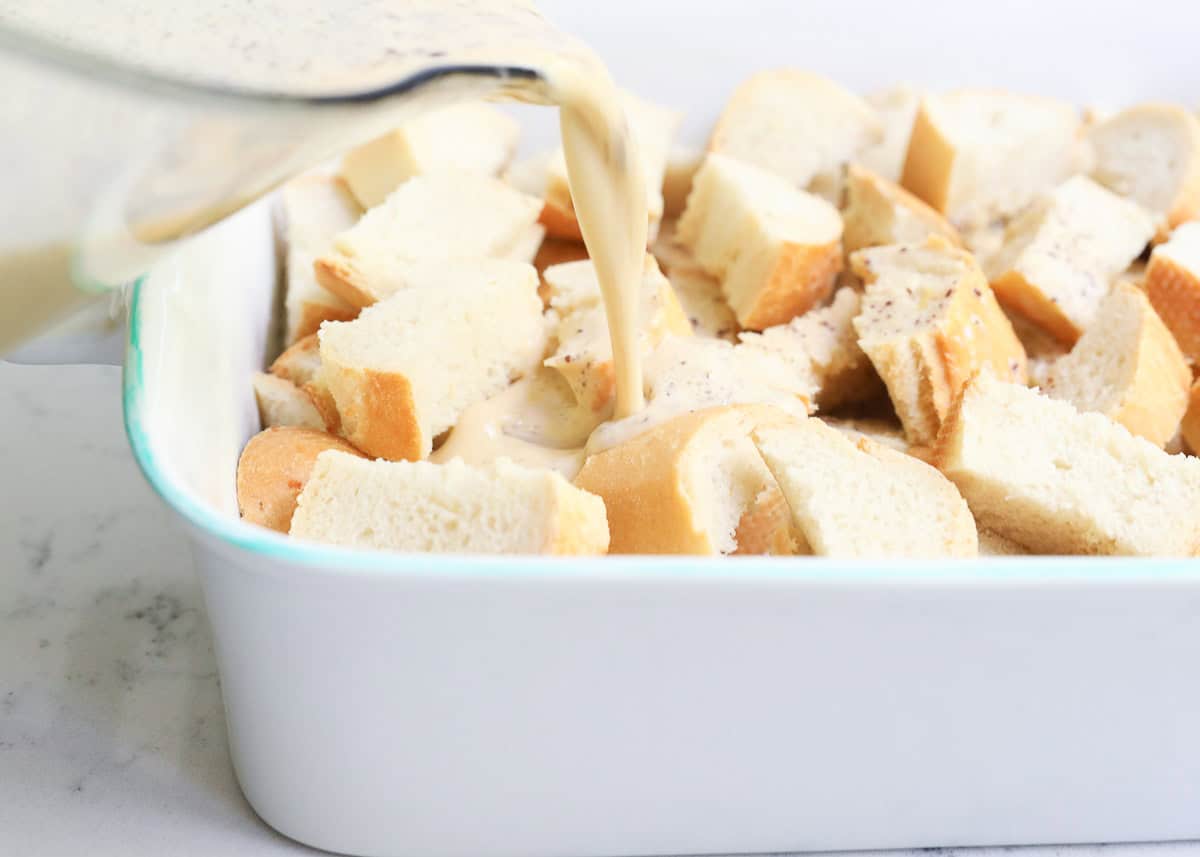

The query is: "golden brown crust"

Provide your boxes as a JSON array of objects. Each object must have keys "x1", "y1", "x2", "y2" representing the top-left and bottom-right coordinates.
[
  {"x1": 533, "y1": 238, "x2": 589, "y2": 304},
  {"x1": 900, "y1": 100, "x2": 955, "y2": 214},
  {"x1": 991, "y1": 269, "x2": 1082, "y2": 345},
  {"x1": 739, "y1": 239, "x2": 842, "y2": 331},
  {"x1": 269, "y1": 334, "x2": 321, "y2": 385},
  {"x1": 574, "y1": 405, "x2": 783, "y2": 554},
  {"x1": 538, "y1": 200, "x2": 584, "y2": 241},
  {"x1": 1108, "y1": 289, "x2": 1191, "y2": 447},
  {"x1": 236, "y1": 427, "x2": 363, "y2": 533},
  {"x1": 324, "y1": 365, "x2": 424, "y2": 461},
  {"x1": 1146, "y1": 252, "x2": 1200, "y2": 363},
  {"x1": 290, "y1": 300, "x2": 359, "y2": 344},
  {"x1": 733, "y1": 486, "x2": 800, "y2": 555},
  {"x1": 303, "y1": 378, "x2": 341, "y2": 435},
  {"x1": 1181, "y1": 379, "x2": 1200, "y2": 455},
  {"x1": 313, "y1": 256, "x2": 379, "y2": 310}
]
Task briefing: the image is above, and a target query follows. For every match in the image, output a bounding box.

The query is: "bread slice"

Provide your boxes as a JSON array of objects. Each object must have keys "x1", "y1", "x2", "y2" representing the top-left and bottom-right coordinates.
[
  {"x1": 739, "y1": 287, "x2": 881, "y2": 411},
  {"x1": 585, "y1": 334, "x2": 817, "y2": 455},
  {"x1": 340, "y1": 103, "x2": 520, "y2": 209},
  {"x1": 532, "y1": 237, "x2": 589, "y2": 303},
  {"x1": 542, "y1": 257, "x2": 692, "y2": 412},
  {"x1": 318, "y1": 259, "x2": 545, "y2": 461},
  {"x1": 314, "y1": 171, "x2": 543, "y2": 308},
  {"x1": 1087, "y1": 103, "x2": 1200, "y2": 237},
  {"x1": 236, "y1": 427, "x2": 362, "y2": 533},
  {"x1": 676, "y1": 153, "x2": 843, "y2": 330},
  {"x1": 291, "y1": 452, "x2": 609, "y2": 555},
  {"x1": 574, "y1": 405, "x2": 789, "y2": 555},
  {"x1": 1145, "y1": 221, "x2": 1200, "y2": 363},
  {"x1": 251, "y1": 372, "x2": 326, "y2": 431},
  {"x1": 708, "y1": 69, "x2": 881, "y2": 201},
  {"x1": 540, "y1": 92, "x2": 681, "y2": 241},
  {"x1": 987, "y1": 175, "x2": 1156, "y2": 344},
  {"x1": 841, "y1": 163, "x2": 962, "y2": 256},
  {"x1": 1039, "y1": 283, "x2": 1189, "y2": 447},
  {"x1": 751, "y1": 417, "x2": 977, "y2": 558},
  {"x1": 662, "y1": 146, "x2": 704, "y2": 218},
  {"x1": 857, "y1": 85, "x2": 921, "y2": 183},
  {"x1": 268, "y1": 333, "x2": 341, "y2": 432},
  {"x1": 852, "y1": 237, "x2": 1028, "y2": 445},
  {"x1": 934, "y1": 372, "x2": 1200, "y2": 556},
  {"x1": 1180, "y1": 378, "x2": 1200, "y2": 455},
  {"x1": 667, "y1": 266, "x2": 739, "y2": 342},
  {"x1": 901, "y1": 90, "x2": 1082, "y2": 230},
  {"x1": 281, "y1": 176, "x2": 362, "y2": 344}
]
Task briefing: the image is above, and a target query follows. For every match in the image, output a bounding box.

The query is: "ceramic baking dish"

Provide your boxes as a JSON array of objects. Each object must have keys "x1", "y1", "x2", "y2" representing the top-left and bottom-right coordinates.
[{"x1": 121, "y1": 4, "x2": 1200, "y2": 855}]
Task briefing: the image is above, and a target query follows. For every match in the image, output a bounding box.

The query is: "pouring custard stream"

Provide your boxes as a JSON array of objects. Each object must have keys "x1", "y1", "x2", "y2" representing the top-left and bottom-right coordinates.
[{"x1": 2, "y1": 0, "x2": 650, "y2": 426}]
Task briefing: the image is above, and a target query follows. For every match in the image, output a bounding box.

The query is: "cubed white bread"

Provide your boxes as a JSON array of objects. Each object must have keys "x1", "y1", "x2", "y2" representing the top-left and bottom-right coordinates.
[
  {"x1": 340, "y1": 103, "x2": 520, "y2": 209},
  {"x1": 934, "y1": 372, "x2": 1200, "y2": 556},
  {"x1": 852, "y1": 237, "x2": 1028, "y2": 445},
  {"x1": 541, "y1": 91, "x2": 681, "y2": 241},
  {"x1": 662, "y1": 146, "x2": 704, "y2": 218},
  {"x1": 542, "y1": 256, "x2": 692, "y2": 412},
  {"x1": 236, "y1": 427, "x2": 363, "y2": 533},
  {"x1": 1180, "y1": 378, "x2": 1200, "y2": 455},
  {"x1": 268, "y1": 333, "x2": 341, "y2": 432},
  {"x1": 677, "y1": 153, "x2": 843, "y2": 331},
  {"x1": 292, "y1": 452, "x2": 609, "y2": 555},
  {"x1": 318, "y1": 259, "x2": 545, "y2": 461},
  {"x1": 667, "y1": 266, "x2": 739, "y2": 342},
  {"x1": 281, "y1": 176, "x2": 362, "y2": 344},
  {"x1": 251, "y1": 372, "x2": 326, "y2": 431},
  {"x1": 314, "y1": 171, "x2": 543, "y2": 308},
  {"x1": 574, "y1": 405, "x2": 791, "y2": 555},
  {"x1": 857, "y1": 85, "x2": 921, "y2": 183},
  {"x1": 739, "y1": 287, "x2": 881, "y2": 411},
  {"x1": 987, "y1": 175, "x2": 1156, "y2": 345},
  {"x1": 1145, "y1": 221, "x2": 1200, "y2": 363},
  {"x1": 752, "y1": 417, "x2": 977, "y2": 558},
  {"x1": 708, "y1": 68, "x2": 881, "y2": 201},
  {"x1": 1087, "y1": 103, "x2": 1200, "y2": 238},
  {"x1": 585, "y1": 334, "x2": 816, "y2": 455},
  {"x1": 1039, "y1": 283, "x2": 1189, "y2": 447},
  {"x1": 841, "y1": 163, "x2": 962, "y2": 256},
  {"x1": 901, "y1": 90, "x2": 1082, "y2": 230}
]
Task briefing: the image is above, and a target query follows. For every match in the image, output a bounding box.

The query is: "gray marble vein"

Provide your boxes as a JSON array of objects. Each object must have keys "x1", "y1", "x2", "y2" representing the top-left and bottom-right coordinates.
[{"x1": 0, "y1": 361, "x2": 1195, "y2": 857}]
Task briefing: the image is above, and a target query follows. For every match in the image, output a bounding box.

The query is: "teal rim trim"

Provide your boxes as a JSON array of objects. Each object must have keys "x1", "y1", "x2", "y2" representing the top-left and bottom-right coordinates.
[{"x1": 121, "y1": 274, "x2": 1200, "y2": 582}]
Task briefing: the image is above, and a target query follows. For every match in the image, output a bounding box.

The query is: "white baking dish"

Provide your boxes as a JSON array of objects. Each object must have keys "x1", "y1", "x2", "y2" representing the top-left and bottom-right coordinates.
[{"x1": 122, "y1": 4, "x2": 1200, "y2": 855}]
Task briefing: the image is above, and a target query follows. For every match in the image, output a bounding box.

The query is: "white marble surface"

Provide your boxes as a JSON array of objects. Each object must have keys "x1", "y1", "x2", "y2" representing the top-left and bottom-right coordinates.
[{"x1": 0, "y1": 360, "x2": 1196, "y2": 857}]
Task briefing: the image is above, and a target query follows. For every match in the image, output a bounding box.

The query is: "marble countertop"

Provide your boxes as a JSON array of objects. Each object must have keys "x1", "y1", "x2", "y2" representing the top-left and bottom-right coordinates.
[{"x1": 0, "y1": 359, "x2": 1195, "y2": 857}]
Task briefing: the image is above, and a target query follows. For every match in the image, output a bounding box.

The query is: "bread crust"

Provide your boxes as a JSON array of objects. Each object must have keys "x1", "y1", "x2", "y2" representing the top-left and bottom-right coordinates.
[
  {"x1": 313, "y1": 256, "x2": 379, "y2": 310},
  {"x1": 900, "y1": 100, "x2": 955, "y2": 214},
  {"x1": 1111, "y1": 297, "x2": 1190, "y2": 447},
  {"x1": 574, "y1": 405, "x2": 782, "y2": 554},
  {"x1": 290, "y1": 299, "x2": 359, "y2": 343},
  {"x1": 236, "y1": 427, "x2": 363, "y2": 533},
  {"x1": 1146, "y1": 252, "x2": 1200, "y2": 363},
  {"x1": 1181, "y1": 379, "x2": 1200, "y2": 455},
  {"x1": 733, "y1": 486, "x2": 800, "y2": 555},
  {"x1": 538, "y1": 199, "x2": 585, "y2": 241},
  {"x1": 739, "y1": 239, "x2": 841, "y2": 331},
  {"x1": 323, "y1": 364, "x2": 424, "y2": 461}
]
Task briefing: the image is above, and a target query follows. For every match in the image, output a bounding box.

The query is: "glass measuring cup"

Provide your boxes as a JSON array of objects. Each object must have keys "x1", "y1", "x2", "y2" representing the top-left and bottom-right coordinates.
[{"x1": 0, "y1": 1, "x2": 579, "y2": 354}]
